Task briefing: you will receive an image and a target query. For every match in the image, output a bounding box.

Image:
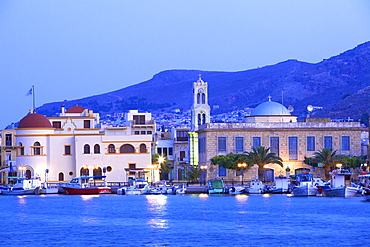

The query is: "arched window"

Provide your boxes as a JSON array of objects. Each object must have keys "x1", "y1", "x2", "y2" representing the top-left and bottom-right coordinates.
[
  {"x1": 140, "y1": 144, "x2": 147, "y2": 153},
  {"x1": 120, "y1": 144, "x2": 135, "y2": 153},
  {"x1": 201, "y1": 93, "x2": 205, "y2": 104},
  {"x1": 33, "y1": 142, "x2": 41, "y2": 155},
  {"x1": 58, "y1": 172, "x2": 64, "y2": 181},
  {"x1": 84, "y1": 144, "x2": 90, "y2": 154},
  {"x1": 94, "y1": 144, "x2": 100, "y2": 154},
  {"x1": 202, "y1": 113, "x2": 206, "y2": 125},
  {"x1": 93, "y1": 167, "x2": 102, "y2": 176},
  {"x1": 19, "y1": 142, "x2": 24, "y2": 155},
  {"x1": 108, "y1": 144, "x2": 115, "y2": 153},
  {"x1": 197, "y1": 93, "x2": 201, "y2": 104},
  {"x1": 25, "y1": 170, "x2": 31, "y2": 179},
  {"x1": 80, "y1": 167, "x2": 89, "y2": 176},
  {"x1": 198, "y1": 113, "x2": 201, "y2": 126}
]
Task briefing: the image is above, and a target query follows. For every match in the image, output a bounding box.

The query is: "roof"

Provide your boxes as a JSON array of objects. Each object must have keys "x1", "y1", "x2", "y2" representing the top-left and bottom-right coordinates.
[
  {"x1": 18, "y1": 113, "x2": 53, "y2": 129},
  {"x1": 65, "y1": 105, "x2": 86, "y2": 113},
  {"x1": 251, "y1": 100, "x2": 291, "y2": 116}
]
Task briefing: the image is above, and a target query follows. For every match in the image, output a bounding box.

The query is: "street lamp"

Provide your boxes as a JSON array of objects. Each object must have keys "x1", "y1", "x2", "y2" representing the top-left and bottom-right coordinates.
[
  {"x1": 200, "y1": 165, "x2": 208, "y2": 185},
  {"x1": 361, "y1": 163, "x2": 368, "y2": 172},
  {"x1": 336, "y1": 163, "x2": 342, "y2": 170},
  {"x1": 19, "y1": 166, "x2": 26, "y2": 178},
  {"x1": 237, "y1": 163, "x2": 247, "y2": 186}
]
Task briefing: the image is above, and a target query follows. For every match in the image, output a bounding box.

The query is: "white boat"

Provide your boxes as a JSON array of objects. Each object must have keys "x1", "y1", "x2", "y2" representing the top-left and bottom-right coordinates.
[
  {"x1": 291, "y1": 174, "x2": 324, "y2": 196},
  {"x1": 41, "y1": 182, "x2": 60, "y2": 194},
  {"x1": 247, "y1": 180, "x2": 266, "y2": 194},
  {"x1": 0, "y1": 177, "x2": 42, "y2": 195},
  {"x1": 266, "y1": 175, "x2": 290, "y2": 194},
  {"x1": 319, "y1": 169, "x2": 360, "y2": 197},
  {"x1": 229, "y1": 186, "x2": 247, "y2": 195},
  {"x1": 117, "y1": 179, "x2": 151, "y2": 195}
]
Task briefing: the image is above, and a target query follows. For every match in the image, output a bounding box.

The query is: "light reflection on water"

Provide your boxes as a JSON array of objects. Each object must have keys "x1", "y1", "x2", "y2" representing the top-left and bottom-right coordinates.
[{"x1": 0, "y1": 194, "x2": 369, "y2": 246}]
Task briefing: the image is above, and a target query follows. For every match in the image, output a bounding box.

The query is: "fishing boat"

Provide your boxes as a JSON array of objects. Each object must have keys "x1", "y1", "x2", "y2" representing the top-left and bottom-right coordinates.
[
  {"x1": 318, "y1": 169, "x2": 360, "y2": 197},
  {"x1": 207, "y1": 178, "x2": 227, "y2": 194},
  {"x1": 117, "y1": 179, "x2": 151, "y2": 195},
  {"x1": 265, "y1": 175, "x2": 290, "y2": 194},
  {"x1": 291, "y1": 173, "x2": 324, "y2": 196},
  {"x1": 60, "y1": 176, "x2": 111, "y2": 195},
  {"x1": 229, "y1": 186, "x2": 247, "y2": 195},
  {"x1": 0, "y1": 177, "x2": 42, "y2": 195},
  {"x1": 247, "y1": 180, "x2": 266, "y2": 194}
]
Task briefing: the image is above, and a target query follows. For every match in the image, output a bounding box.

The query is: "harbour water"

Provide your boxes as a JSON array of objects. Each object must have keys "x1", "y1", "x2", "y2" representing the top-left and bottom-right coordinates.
[{"x1": 1, "y1": 194, "x2": 369, "y2": 247}]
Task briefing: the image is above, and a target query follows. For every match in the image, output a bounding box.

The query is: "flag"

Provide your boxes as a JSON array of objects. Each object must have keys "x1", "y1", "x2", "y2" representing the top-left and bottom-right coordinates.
[{"x1": 26, "y1": 87, "x2": 33, "y2": 96}]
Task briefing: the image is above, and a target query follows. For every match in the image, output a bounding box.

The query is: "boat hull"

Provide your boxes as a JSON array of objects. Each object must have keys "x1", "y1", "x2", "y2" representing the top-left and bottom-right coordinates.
[
  {"x1": 320, "y1": 186, "x2": 345, "y2": 197},
  {"x1": 62, "y1": 186, "x2": 111, "y2": 195},
  {"x1": 292, "y1": 185, "x2": 317, "y2": 196},
  {"x1": 0, "y1": 187, "x2": 41, "y2": 195}
]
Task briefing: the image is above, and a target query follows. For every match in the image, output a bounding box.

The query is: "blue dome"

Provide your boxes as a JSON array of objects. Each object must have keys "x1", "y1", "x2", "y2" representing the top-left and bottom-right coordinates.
[{"x1": 251, "y1": 100, "x2": 291, "y2": 116}]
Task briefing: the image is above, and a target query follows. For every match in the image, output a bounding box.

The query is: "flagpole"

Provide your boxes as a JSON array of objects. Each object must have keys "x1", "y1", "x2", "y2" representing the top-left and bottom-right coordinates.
[{"x1": 32, "y1": 85, "x2": 35, "y2": 112}]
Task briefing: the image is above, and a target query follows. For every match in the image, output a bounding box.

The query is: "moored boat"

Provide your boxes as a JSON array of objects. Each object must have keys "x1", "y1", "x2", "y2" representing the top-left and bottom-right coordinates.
[
  {"x1": 291, "y1": 173, "x2": 324, "y2": 196},
  {"x1": 60, "y1": 176, "x2": 111, "y2": 195},
  {"x1": 207, "y1": 178, "x2": 227, "y2": 194},
  {"x1": 318, "y1": 169, "x2": 360, "y2": 197},
  {"x1": 247, "y1": 180, "x2": 266, "y2": 194},
  {"x1": 117, "y1": 179, "x2": 151, "y2": 195},
  {"x1": 0, "y1": 177, "x2": 42, "y2": 195}
]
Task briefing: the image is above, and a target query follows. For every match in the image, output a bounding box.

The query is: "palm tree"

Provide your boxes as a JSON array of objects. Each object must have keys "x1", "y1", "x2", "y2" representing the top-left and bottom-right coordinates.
[
  {"x1": 186, "y1": 167, "x2": 205, "y2": 183},
  {"x1": 312, "y1": 148, "x2": 339, "y2": 181},
  {"x1": 246, "y1": 146, "x2": 283, "y2": 182}
]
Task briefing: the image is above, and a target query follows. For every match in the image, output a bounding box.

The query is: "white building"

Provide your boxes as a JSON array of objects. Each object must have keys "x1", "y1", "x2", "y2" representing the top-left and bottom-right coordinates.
[{"x1": 9, "y1": 106, "x2": 156, "y2": 184}]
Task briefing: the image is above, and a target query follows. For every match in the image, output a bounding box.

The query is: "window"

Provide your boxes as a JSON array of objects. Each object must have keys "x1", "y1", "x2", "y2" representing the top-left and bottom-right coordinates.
[
  {"x1": 134, "y1": 131, "x2": 140, "y2": 135},
  {"x1": 324, "y1": 136, "x2": 332, "y2": 149},
  {"x1": 84, "y1": 120, "x2": 91, "y2": 129},
  {"x1": 53, "y1": 121, "x2": 61, "y2": 129},
  {"x1": 94, "y1": 144, "x2": 100, "y2": 154},
  {"x1": 33, "y1": 142, "x2": 41, "y2": 155},
  {"x1": 163, "y1": 147, "x2": 168, "y2": 157},
  {"x1": 180, "y1": 151, "x2": 186, "y2": 161},
  {"x1": 80, "y1": 167, "x2": 89, "y2": 176},
  {"x1": 235, "y1": 137, "x2": 244, "y2": 152},
  {"x1": 133, "y1": 115, "x2": 145, "y2": 124},
  {"x1": 93, "y1": 167, "x2": 102, "y2": 176},
  {"x1": 140, "y1": 131, "x2": 146, "y2": 135},
  {"x1": 177, "y1": 131, "x2": 188, "y2": 141},
  {"x1": 120, "y1": 144, "x2": 135, "y2": 153},
  {"x1": 157, "y1": 147, "x2": 162, "y2": 155},
  {"x1": 307, "y1": 136, "x2": 315, "y2": 151},
  {"x1": 140, "y1": 144, "x2": 147, "y2": 153},
  {"x1": 198, "y1": 113, "x2": 201, "y2": 126},
  {"x1": 169, "y1": 147, "x2": 173, "y2": 156},
  {"x1": 147, "y1": 131, "x2": 152, "y2": 135},
  {"x1": 108, "y1": 144, "x2": 115, "y2": 153},
  {"x1": 219, "y1": 166, "x2": 226, "y2": 176},
  {"x1": 342, "y1": 136, "x2": 350, "y2": 151},
  {"x1": 65, "y1": 145, "x2": 71, "y2": 155},
  {"x1": 129, "y1": 163, "x2": 136, "y2": 169},
  {"x1": 58, "y1": 172, "x2": 64, "y2": 181},
  {"x1": 5, "y1": 134, "x2": 12, "y2": 146},
  {"x1": 197, "y1": 93, "x2": 201, "y2": 104},
  {"x1": 270, "y1": 137, "x2": 279, "y2": 155},
  {"x1": 199, "y1": 137, "x2": 205, "y2": 153},
  {"x1": 253, "y1": 137, "x2": 261, "y2": 148},
  {"x1": 218, "y1": 137, "x2": 227, "y2": 152},
  {"x1": 201, "y1": 93, "x2": 205, "y2": 104},
  {"x1": 84, "y1": 144, "x2": 90, "y2": 154},
  {"x1": 288, "y1": 137, "x2": 298, "y2": 160}
]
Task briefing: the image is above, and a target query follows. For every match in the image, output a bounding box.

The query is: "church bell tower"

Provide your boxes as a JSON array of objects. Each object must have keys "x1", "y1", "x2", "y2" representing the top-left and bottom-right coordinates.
[{"x1": 191, "y1": 74, "x2": 211, "y2": 131}]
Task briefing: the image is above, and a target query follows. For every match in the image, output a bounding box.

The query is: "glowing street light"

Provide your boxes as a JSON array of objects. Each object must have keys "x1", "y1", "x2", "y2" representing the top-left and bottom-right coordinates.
[{"x1": 237, "y1": 163, "x2": 247, "y2": 186}]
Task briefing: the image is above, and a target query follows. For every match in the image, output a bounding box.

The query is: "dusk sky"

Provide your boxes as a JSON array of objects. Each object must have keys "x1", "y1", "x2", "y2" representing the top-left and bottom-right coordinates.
[{"x1": 1, "y1": 0, "x2": 370, "y2": 128}]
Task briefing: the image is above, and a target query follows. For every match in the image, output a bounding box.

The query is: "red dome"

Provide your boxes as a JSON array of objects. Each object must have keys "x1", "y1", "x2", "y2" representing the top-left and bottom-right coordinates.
[{"x1": 18, "y1": 113, "x2": 53, "y2": 129}]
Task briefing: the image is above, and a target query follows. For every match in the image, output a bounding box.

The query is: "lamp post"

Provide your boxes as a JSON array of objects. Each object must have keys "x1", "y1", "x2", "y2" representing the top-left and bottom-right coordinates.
[
  {"x1": 19, "y1": 166, "x2": 26, "y2": 178},
  {"x1": 200, "y1": 165, "x2": 208, "y2": 185},
  {"x1": 237, "y1": 163, "x2": 247, "y2": 186},
  {"x1": 336, "y1": 163, "x2": 342, "y2": 170},
  {"x1": 361, "y1": 163, "x2": 368, "y2": 173}
]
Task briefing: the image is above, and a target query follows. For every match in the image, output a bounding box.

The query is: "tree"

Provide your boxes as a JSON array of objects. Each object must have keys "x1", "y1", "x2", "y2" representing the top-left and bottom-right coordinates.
[
  {"x1": 312, "y1": 148, "x2": 339, "y2": 181},
  {"x1": 245, "y1": 146, "x2": 283, "y2": 182},
  {"x1": 210, "y1": 153, "x2": 253, "y2": 184},
  {"x1": 186, "y1": 168, "x2": 204, "y2": 183}
]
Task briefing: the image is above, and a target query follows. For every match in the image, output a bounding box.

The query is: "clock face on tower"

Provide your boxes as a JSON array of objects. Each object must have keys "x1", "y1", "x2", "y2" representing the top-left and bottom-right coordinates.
[{"x1": 198, "y1": 88, "x2": 204, "y2": 93}]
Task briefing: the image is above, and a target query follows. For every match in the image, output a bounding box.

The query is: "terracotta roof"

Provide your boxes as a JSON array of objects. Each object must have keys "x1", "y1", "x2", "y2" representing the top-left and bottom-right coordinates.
[
  {"x1": 65, "y1": 105, "x2": 86, "y2": 113},
  {"x1": 18, "y1": 113, "x2": 53, "y2": 129}
]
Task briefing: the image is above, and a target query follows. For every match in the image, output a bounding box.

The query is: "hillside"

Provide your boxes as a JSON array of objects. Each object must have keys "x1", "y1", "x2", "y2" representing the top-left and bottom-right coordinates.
[{"x1": 37, "y1": 41, "x2": 370, "y2": 122}]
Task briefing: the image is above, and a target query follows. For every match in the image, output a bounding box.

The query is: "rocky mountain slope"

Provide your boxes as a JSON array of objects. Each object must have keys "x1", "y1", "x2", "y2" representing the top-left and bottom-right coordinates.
[{"x1": 37, "y1": 41, "x2": 370, "y2": 122}]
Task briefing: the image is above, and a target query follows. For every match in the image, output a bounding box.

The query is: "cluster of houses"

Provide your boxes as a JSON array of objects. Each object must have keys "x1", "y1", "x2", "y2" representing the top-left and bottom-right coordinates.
[{"x1": 0, "y1": 76, "x2": 368, "y2": 185}]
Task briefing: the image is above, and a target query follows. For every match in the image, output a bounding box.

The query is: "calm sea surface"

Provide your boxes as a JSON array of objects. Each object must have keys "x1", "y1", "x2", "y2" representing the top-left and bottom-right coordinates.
[{"x1": 0, "y1": 193, "x2": 369, "y2": 247}]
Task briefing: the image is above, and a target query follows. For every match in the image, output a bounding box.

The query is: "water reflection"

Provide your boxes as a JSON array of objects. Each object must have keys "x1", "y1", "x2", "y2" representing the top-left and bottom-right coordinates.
[
  {"x1": 17, "y1": 196, "x2": 27, "y2": 204},
  {"x1": 81, "y1": 195, "x2": 99, "y2": 201},
  {"x1": 146, "y1": 195, "x2": 168, "y2": 229}
]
